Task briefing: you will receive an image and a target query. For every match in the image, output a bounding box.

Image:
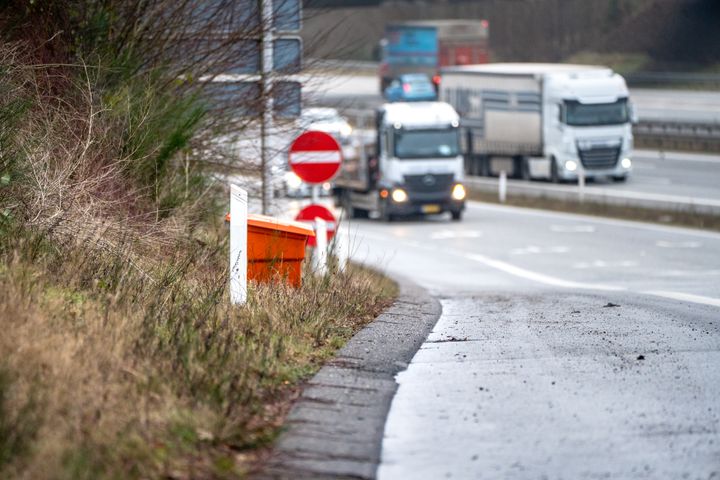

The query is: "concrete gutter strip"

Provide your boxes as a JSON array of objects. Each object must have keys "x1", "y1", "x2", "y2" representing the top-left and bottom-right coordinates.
[{"x1": 258, "y1": 275, "x2": 441, "y2": 480}]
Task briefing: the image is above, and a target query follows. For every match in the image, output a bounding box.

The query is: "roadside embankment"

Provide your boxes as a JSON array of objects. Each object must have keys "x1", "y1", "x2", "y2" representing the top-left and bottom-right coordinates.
[{"x1": 0, "y1": 20, "x2": 398, "y2": 480}]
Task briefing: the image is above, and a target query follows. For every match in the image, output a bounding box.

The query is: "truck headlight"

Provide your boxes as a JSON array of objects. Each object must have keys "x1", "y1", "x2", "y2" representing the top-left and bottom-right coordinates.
[
  {"x1": 451, "y1": 184, "x2": 466, "y2": 201},
  {"x1": 621, "y1": 158, "x2": 632, "y2": 169},
  {"x1": 340, "y1": 124, "x2": 353, "y2": 137},
  {"x1": 391, "y1": 188, "x2": 408, "y2": 203},
  {"x1": 564, "y1": 160, "x2": 578, "y2": 172},
  {"x1": 285, "y1": 171, "x2": 302, "y2": 189}
]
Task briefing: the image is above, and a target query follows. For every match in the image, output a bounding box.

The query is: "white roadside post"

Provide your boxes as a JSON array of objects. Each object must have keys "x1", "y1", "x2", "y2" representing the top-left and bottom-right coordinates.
[
  {"x1": 313, "y1": 217, "x2": 328, "y2": 276},
  {"x1": 334, "y1": 224, "x2": 350, "y2": 273},
  {"x1": 578, "y1": 169, "x2": 586, "y2": 204},
  {"x1": 499, "y1": 170, "x2": 507, "y2": 203},
  {"x1": 260, "y1": 0, "x2": 274, "y2": 215},
  {"x1": 229, "y1": 185, "x2": 248, "y2": 305}
]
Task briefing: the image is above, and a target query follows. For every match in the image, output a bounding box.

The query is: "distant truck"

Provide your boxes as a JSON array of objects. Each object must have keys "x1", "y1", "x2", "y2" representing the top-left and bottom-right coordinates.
[
  {"x1": 379, "y1": 20, "x2": 490, "y2": 92},
  {"x1": 440, "y1": 63, "x2": 635, "y2": 182},
  {"x1": 334, "y1": 102, "x2": 467, "y2": 221}
]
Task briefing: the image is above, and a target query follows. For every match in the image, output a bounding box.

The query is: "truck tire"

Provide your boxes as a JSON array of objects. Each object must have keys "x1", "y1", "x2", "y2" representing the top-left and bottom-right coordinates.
[
  {"x1": 512, "y1": 156, "x2": 523, "y2": 179},
  {"x1": 521, "y1": 157, "x2": 531, "y2": 181},
  {"x1": 341, "y1": 190, "x2": 368, "y2": 219},
  {"x1": 550, "y1": 156, "x2": 560, "y2": 183},
  {"x1": 612, "y1": 175, "x2": 628, "y2": 183},
  {"x1": 480, "y1": 156, "x2": 490, "y2": 177},
  {"x1": 379, "y1": 199, "x2": 395, "y2": 222}
]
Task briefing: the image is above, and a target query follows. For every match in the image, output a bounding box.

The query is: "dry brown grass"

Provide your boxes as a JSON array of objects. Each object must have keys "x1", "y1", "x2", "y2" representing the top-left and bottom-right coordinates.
[
  {"x1": 0, "y1": 39, "x2": 396, "y2": 480},
  {"x1": 0, "y1": 222, "x2": 396, "y2": 479}
]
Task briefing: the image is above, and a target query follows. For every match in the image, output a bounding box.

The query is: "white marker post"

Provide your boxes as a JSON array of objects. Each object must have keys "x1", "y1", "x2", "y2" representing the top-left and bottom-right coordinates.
[
  {"x1": 313, "y1": 217, "x2": 328, "y2": 276},
  {"x1": 229, "y1": 185, "x2": 248, "y2": 305},
  {"x1": 499, "y1": 170, "x2": 507, "y2": 203},
  {"x1": 578, "y1": 170, "x2": 586, "y2": 204},
  {"x1": 334, "y1": 224, "x2": 350, "y2": 273}
]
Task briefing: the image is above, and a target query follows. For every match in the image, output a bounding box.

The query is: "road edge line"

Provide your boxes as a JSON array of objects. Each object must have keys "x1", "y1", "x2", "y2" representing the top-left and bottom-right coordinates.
[{"x1": 258, "y1": 273, "x2": 442, "y2": 480}]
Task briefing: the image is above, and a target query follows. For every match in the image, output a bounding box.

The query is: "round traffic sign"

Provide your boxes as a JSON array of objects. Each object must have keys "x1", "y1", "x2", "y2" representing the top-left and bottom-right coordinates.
[
  {"x1": 295, "y1": 204, "x2": 337, "y2": 247},
  {"x1": 288, "y1": 130, "x2": 343, "y2": 184}
]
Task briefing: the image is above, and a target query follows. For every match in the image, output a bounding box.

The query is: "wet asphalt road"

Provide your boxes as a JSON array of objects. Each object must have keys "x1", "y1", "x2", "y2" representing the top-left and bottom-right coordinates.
[{"x1": 341, "y1": 202, "x2": 720, "y2": 479}]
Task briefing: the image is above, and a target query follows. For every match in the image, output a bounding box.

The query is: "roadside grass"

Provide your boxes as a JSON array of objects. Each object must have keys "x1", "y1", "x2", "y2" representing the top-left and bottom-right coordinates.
[
  {"x1": 0, "y1": 40, "x2": 397, "y2": 479},
  {"x1": 0, "y1": 218, "x2": 396, "y2": 479},
  {"x1": 467, "y1": 188, "x2": 720, "y2": 233}
]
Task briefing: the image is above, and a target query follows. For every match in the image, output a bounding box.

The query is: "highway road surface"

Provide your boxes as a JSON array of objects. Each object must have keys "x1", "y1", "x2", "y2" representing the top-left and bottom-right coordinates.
[{"x1": 339, "y1": 202, "x2": 720, "y2": 479}]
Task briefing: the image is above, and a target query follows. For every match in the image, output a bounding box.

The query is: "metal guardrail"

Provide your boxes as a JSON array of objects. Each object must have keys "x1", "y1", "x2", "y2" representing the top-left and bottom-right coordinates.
[
  {"x1": 633, "y1": 120, "x2": 720, "y2": 153},
  {"x1": 625, "y1": 72, "x2": 720, "y2": 89}
]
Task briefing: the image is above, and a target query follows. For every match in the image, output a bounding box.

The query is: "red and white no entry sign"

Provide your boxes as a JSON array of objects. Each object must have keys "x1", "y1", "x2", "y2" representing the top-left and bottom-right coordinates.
[
  {"x1": 288, "y1": 130, "x2": 343, "y2": 184},
  {"x1": 295, "y1": 204, "x2": 337, "y2": 247}
]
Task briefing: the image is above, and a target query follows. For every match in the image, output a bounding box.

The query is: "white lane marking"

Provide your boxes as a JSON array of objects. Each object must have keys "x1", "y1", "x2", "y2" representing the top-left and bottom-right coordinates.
[
  {"x1": 355, "y1": 227, "x2": 720, "y2": 308},
  {"x1": 467, "y1": 201, "x2": 720, "y2": 240},
  {"x1": 658, "y1": 269, "x2": 720, "y2": 277},
  {"x1": 510, "y1": 245, "x2": 570, "y2": 255},
  {"x1": 655, "y1": 240, "x2": 703, "y2": 249},
  {"x1": 465, "y1": 253, "x2": 626, "y2": 292},
  {"x1": 550, "y1": 224, "x2": 596, "y2": 233},
  {"x1": 643, "y1": 290, "x2": 720, "y2": 308},
  {"x1": 430, "y1": 230, "x2": 483, "y2": 240},
  {"x1": 573, "y1": 260, "x2": 639, "y2": 269}
]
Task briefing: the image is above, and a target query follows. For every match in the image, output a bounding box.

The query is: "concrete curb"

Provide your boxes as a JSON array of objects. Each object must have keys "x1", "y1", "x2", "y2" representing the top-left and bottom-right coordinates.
[{"x1": 257, "y1": 275, "x2": 441, "y2": 480}]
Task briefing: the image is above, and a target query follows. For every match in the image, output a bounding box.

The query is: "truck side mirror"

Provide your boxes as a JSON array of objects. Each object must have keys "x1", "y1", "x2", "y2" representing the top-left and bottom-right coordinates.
[{"x1": 629, "y1": 103, "x2": 639, "y2": 125}]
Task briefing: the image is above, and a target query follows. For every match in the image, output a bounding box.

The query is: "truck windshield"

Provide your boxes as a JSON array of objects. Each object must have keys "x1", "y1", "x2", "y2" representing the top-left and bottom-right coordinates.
[
  {"x1": 394, "y1": 128, "x2": 459, "y2": 159},
  {"x1": 564, "y1": 99, "x2": 629, "y2": 126}
]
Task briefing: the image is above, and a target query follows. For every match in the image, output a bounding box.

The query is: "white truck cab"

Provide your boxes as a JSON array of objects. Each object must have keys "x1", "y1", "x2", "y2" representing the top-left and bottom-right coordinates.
[
  {"x1": 334, "y1": 101, "x2": 467, "y2": 221},
  {"x1": 544, "y1": 67, "x2": 634, "y2": 181}
]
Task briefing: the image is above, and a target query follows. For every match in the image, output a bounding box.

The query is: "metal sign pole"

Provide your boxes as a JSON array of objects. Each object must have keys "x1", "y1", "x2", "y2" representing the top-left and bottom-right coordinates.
[
  {"x1": 261, "y1": 0, "x2": 274, "y2": 215},
  {"x1": 311, "y1": 184, "x2": 320, "y2": 204}
]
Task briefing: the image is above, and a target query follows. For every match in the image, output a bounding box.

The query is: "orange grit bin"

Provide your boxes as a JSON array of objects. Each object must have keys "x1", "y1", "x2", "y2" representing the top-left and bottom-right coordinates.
[{"x1": 246, "y1": 214, "x2": 314, "y2": 288}]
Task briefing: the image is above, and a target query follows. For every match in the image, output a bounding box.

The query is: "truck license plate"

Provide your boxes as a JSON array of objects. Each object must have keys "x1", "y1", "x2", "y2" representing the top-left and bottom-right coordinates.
[{"x1": 421, "y1": 204, "x2": 441, "y2": 214}]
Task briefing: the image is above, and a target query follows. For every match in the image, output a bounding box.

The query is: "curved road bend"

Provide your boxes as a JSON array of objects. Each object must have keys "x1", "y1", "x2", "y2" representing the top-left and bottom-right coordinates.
[{"x1": 342, "y1": 201, "x2": 720, "y2": 479}]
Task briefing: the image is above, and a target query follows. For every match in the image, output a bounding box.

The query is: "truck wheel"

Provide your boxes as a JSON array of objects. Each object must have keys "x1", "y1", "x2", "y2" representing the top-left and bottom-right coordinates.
[
  {"x1": 550, "y1": 157, "x2": 560, "y2": 183},
  {"x1": 379, "y1": 200, "x2": 395, "y2": 222},
  {"x1": 521, "y1": 158, "x2": 531, "y2": 181},
  {"x1": 451, "y1": 210, "x2": 463, "y2": 221},
  {"x1": 512, "y1": 156, "x2": 523, "y2": 179},
  {"x1": 480, "y1": 156, "x2": 490, "y2": 177},
  {"x1": 341, "y1": 191, "x2": 367, "y2": 219},
  {"x1": 612, "y1": 175, "x2": 627, "y2": 183}
]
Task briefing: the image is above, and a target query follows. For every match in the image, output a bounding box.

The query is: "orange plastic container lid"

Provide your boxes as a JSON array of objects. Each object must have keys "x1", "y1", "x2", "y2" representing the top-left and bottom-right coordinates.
[{"x1": 247, "y1": 214, "x2": 315, "y2": 237}]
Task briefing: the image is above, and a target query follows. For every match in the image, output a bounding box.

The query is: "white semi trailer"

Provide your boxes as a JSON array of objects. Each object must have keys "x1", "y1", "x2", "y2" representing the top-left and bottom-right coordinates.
[{"x1": 440, "y1": 63, "x2": 635, "y2": 182}]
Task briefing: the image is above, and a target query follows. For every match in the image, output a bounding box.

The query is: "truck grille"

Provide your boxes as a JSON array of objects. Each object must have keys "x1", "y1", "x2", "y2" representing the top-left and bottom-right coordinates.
[
  {"x1": 404, "y1": 173, "x2": 455, "y2": 193},
  {"x1": 578, "y1": 146, "x2": 620, "y2": 170}
]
